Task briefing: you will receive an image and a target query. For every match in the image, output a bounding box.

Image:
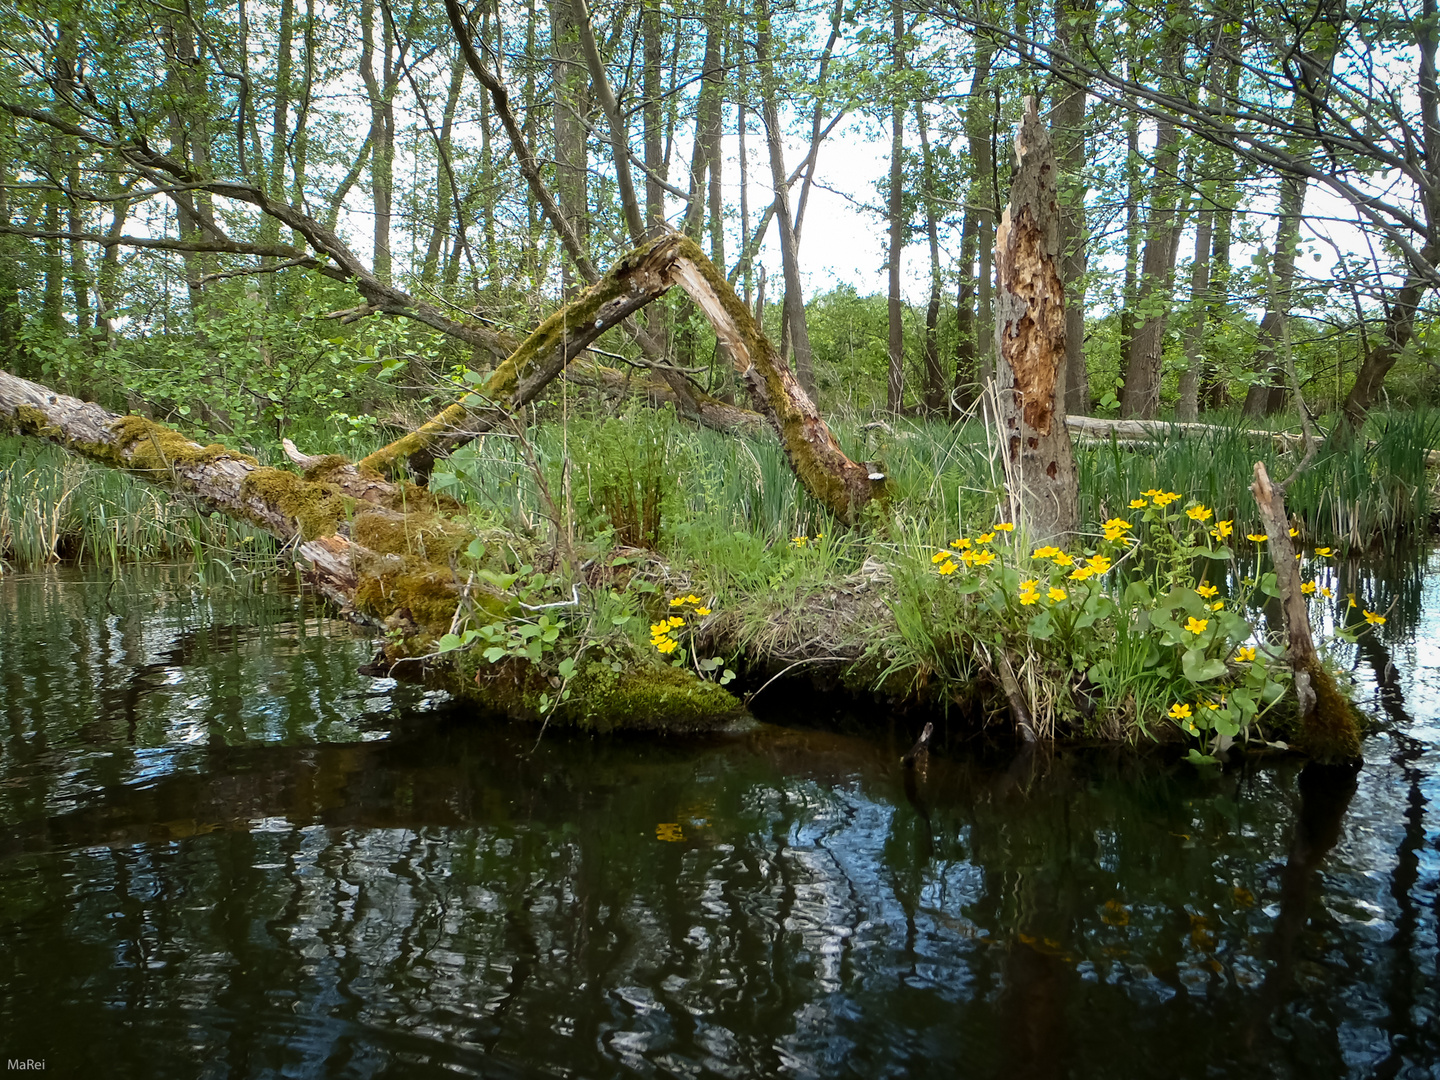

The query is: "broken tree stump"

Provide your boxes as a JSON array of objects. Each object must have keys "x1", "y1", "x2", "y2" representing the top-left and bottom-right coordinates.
[{"x1": 993, "y1": 97, "x2": 1080, "y2": 546}]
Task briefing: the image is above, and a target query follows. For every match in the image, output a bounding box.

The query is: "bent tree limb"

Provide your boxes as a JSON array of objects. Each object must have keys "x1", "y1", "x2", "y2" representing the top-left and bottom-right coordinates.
[{"x1": 365, "y1": 234, "x2": 884, "y2": 524}]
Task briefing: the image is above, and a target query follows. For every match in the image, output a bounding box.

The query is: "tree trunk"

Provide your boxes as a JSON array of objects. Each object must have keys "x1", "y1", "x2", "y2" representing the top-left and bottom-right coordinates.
[
  {"x1": 1052, "y1": 0, "x2": 1093, "y2": 416},
  {"x1": 756, "y1": 2, "x2": 816, "y2": 400},
  {"x1": 359, "y1": 0, "x2": 395, "y2": 286},
  {"x1": 1341, "y1": 263, "x2": 1435, "y2": 428},
  {"x1": 885, "y1": 0, "x2": 906, "y2": 414},
  {"x1": 917, "y1": 103, "x2": 945, "y2": 414},
  {"x1": 1175, "y1": 204, "x2": 1213, "y2": 421},
  {"x1": 1119, "y1": 103, "x2": 1184, "y2": 419},
  {"x1": 994, "y1": 98, "x2": 1079, "y2": 545},
  {"x1": 1243, "y1": 173, "x2": 1307, "y2": 418},
  {"x1": 954, "y1": 35, "x2": 995, "y2": 413}
]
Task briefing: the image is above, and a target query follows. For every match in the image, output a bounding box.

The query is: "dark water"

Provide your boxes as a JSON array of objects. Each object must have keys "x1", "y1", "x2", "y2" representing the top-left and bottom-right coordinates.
[{"x1": 0, "y1": 565, "x2": 1437, "y2": 1079}]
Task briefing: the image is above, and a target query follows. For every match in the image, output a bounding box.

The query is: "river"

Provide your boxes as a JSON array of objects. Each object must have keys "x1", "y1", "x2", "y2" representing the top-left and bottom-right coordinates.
[{"x1": 0, "y1": 564, "x2": 1436, "y2": 1078}]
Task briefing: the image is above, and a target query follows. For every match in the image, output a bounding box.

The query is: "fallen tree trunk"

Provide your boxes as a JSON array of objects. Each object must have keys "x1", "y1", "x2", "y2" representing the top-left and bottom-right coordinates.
[
  {"x1": 364, "y1": 233, "x2": 884, "y2": 524},
  {"x1": 0, "y1": 366, "x2": 745, "y2": 732}
]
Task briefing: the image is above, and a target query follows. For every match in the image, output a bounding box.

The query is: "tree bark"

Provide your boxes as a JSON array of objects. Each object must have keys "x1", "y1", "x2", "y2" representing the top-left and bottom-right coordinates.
[
  {"x1": 994, "y1": 98, "x2": 1079, "y2": 545},
  {"x1": 886, "y1": 0, "x2": 906, "y2": 414},
  {"x1": 1175, "y1": 203, "x2": 1213, "y2": 421},
  {"x1": 756, "y1": 2, "x2": 817, "y2": 400},
  {"x1": 1052, "y1": 0, "x2": 1093, "y2": 416},
  {"x1": 917, "y1": 103, "x2": 946, "y2": 414},
  {"x1": 1243, "y1": 173, "x2": 1307, "y2": 418}
]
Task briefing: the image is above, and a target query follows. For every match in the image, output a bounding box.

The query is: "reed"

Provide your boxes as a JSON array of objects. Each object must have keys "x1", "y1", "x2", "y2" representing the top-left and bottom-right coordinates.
[{"x1": 0, "y1": 436, "x2": 276, "y2": 570}]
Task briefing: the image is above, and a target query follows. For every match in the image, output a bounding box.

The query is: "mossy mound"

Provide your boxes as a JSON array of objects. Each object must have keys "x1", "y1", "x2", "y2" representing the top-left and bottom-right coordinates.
[
  {"x1": 458, "y1": 657, "x2": 745, "y2": 733},
  {"x1": 240, "y1": 467, "x2": 353, "y2": 539},
  {"x1": 1296, "y1": 658, "x2": 1363, "y2": 763}
]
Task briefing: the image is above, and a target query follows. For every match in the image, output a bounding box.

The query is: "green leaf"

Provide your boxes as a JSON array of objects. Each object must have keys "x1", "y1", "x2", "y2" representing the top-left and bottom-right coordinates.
[
  {"x1": 437, "y1": 633, "x2": 463, "y2": 653},
  {"x1": 466, "y1": 538, "x2": 486, "y2": 560},
  {"x1": 1185, "y1": 749, "x2": 1220, "y2": 766},
  {"x1": 1182, "y1": 648, "x2": 1228, "y2": 683},
  {"x1": 1027, "y1": 609, "x2": 1055, "y2": 640},
  {"x1": 1259, "y1": 572, "x2": 1279, "y2": 598},
  {"x1": 483, "y1": 646, "x2": 506, "y2": 663},
  {"x1": 557, "y1": 658, "x2": 577, "y2": 679}
]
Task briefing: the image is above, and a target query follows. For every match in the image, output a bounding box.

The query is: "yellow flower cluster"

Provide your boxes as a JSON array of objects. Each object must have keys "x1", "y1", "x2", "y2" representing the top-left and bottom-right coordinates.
[
  {"x1": 1143, "y1": 488, "x2": 1182, "y2": 507},
  {"x1": 1185, "y1": 504, "x2": 1214, "y2": 522},
  {"x1": 1018, "y1": 580, "x2": 1040, "y2": 606},
  {"x1": 654, "y1": 595, "x2": 713, "y2": 653},
  {"x1": 790, "y1": 532, "x2": 824, "y2": 548},
  {"x1": 1068, "y1": 553, "x2": 1112, "y2": 581},
  {"x1": 1102, "y1": 517, "x2": 1132, "y2": 542}
]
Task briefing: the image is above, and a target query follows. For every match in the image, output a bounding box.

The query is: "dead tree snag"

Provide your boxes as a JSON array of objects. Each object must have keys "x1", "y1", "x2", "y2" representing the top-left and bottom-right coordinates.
[{"x1": 993, "y1": 97, "x2": 1079, "y2": 545}]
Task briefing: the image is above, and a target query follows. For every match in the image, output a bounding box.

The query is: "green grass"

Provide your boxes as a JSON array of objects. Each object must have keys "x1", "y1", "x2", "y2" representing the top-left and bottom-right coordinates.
[{"x1": 0, "y1": 436, "x2": 277, "y2": 571}]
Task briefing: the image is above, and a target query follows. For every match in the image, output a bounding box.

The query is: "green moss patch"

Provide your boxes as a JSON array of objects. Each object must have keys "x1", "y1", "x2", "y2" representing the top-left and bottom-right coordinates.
[
  {"x1": 353, "y1": 508, "x2": 470, "y2": 561},
  {"x1": 458, "y1": 657, "x2": 744, "y2": 732},
  {"x1": 239, "y1": 467, "x2": 353, "y2": 539}
]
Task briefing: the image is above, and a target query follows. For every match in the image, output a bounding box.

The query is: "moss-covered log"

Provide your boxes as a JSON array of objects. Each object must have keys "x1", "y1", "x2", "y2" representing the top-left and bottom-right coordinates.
[{"x1": 0, "y1": 366, "x2": 745, "y2": 733}]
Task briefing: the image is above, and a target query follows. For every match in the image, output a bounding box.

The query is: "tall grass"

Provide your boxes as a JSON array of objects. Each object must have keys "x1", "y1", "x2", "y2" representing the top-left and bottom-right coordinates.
[
  {"x1": 1075, "y1": 408, "x2": 1437, "y2": 551},
  {"x1": 0, "y1": 436, "x2": 276, "y2": 570}
]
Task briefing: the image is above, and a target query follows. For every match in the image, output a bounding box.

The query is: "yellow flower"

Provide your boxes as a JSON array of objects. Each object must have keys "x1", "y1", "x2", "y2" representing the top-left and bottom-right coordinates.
[
  {"x1": 1053, "y1": 552, "x2": 1075, "y2": 567},
  {"x1": 960, "y1": 549, "x2": 978, "y2": 566},
  {"x1": 1184, "y1": 616, "x2": 1209, "y2": 635},
  {"x1": 1318, "y1": 588, "x2": 1331, "y2": 600},
  {"x1": 1103, "y1": 527, "x2": 1126, "y2": 542},
  {"x1": 994, "y1": 522, "x2": 1015, "y2": 532},
  {"x1": 1348, "y1": 592, "x2": 1357, "y2": 608},
  {"x1": 1129, "y1": 498, "x2": 1148, "y2": 509},
  {"x1": 1247, "y1": 533, "x2": 1268, "y2": 542},
  {"x1": 1152, "y1": 491, "x2": 1181, "y2": 506},
  {"x1": 1289, "y1": 526, "x2": 1299, "y2": 537},
  {"x1": 1087, "y1": 554, "x2": 1112, "y2": 573},
  {"x1": 1201, "y1": 699, "x2": 1221, "y2": 711},
  {"x1": 1210, "y1": 600, "x2": 1224, "y2": 611},
  {"x1": 1031, "y1": 545, "x2": 1060, "y2": 559},
  {"x1": 976, "y1": 531, "x2": 996, "y2": 544},
  {"x1": 684, "y1": 594, "x2": 703, "y2": 604},
  {"x1": 695, "y1": 607, "x2": 712, "y2": 615},
  {"x1": 1069, "y1": 566, "x2": 1094, "y2": 581},
  {"x1": 937, "y1": 561, "x2": 958, "y2": 576},
  {"x1": 1019, "y1": 590, "x2": 1039, "y2": 605},
  {"x1": 932, "y1": 550, "x2": 955, "y2": 564},
  {"x1": 791, "y1": 536, "x2": 808, "y2": 548},
  {"x1": 1141, "y1": 488, "x2": 1163, "y2": 498},
  {"x1": 1169, "y1": 703, "x2": 1193, "y2": 720},
  {"x1": 656, "y1": 638, "x2": 679, "y2": 654},
  {"x1": 1195, "y1": 583, "x2": 1219, "y2": 598},
  {"x1": 670, "y1": 597, "x2": 686, "y2": 607},
  {"x1": 1364, "y1": 609, "x2": 1386, "y2": 625},
  {"x1": 971, "y1": 550, "x2": 996, "y2": 566},
  {"x1": 1103, "y1": 518, "x2": 1132, "y2": 532},
  {"x1": 951, "y1": 538, "x2": 972, "y2": 550},
  {"x1": 1018, "y1": 579, "x2": 1039, "y2": 593},
  {"x1": 1186, "y1": 504, "x2": 1213, "y2": 522},
  {"x1": 1314, "y1": 547, "x2": 1332, "y2": 557},
  {"x1": 1047, "y1": 586, "x2": 1067, "y2": 602},
  {"x1": 1211, "y1": 520, "x2": 1234, "y2": 540},
  {"x1": 813, "y1": 533, "x2": 824, "y2": 541},
  {"x1": 668, "y1": 616, "x2": 685, "y2": 628},
  {"x1": 650, "y1": 622, "x2": 669, "y2": 635},
  {"x1": 1236, "y1": 646, "x2": 1256, "y2": 662},
  {"x1": 1300, "y1": 581, "x2": 1316, "y2": 595}
]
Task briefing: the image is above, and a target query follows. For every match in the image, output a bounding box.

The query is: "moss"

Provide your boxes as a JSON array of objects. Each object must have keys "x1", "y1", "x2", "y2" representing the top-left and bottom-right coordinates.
[
  {"x1": 239, "y1": 467, "x2": 352, "y2": 540},
  {"x1": 14, "y1": 404, "x2": 62, "y2": 440},
  {"x1": 353, "y1": 554, "x2": 464, "y2": 632},
  {"x1": 110, "y1": 415, "x2": 254, "y2": 472},
  {"x1": 353, "y1": 508, "x2": 470, "y2": 561},
  {"x1": 1296, "y1": 657, "x2": 1363, "y2": 763},
  {"x1": 456, "y1": 657, "x2": 744, "y2": 732},
  {"x1": 300, "y1": 455, "x2": 355, "y2": 482}
]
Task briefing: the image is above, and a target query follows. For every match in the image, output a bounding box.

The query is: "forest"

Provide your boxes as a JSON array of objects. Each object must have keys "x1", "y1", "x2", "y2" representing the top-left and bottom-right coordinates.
[{"x1": 0, "y1": 0, "x2": 1437, "y2": 759}]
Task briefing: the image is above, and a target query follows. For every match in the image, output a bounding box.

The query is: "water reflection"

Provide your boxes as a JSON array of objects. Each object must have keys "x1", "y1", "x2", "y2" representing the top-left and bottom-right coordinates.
[{"x1": 0, "y1": 566, "x2": 1437, "y2": 1078}]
